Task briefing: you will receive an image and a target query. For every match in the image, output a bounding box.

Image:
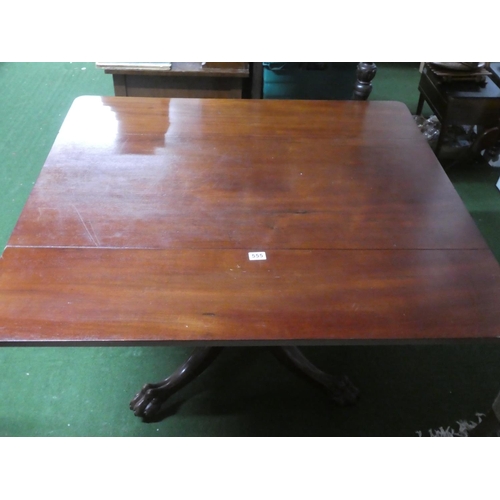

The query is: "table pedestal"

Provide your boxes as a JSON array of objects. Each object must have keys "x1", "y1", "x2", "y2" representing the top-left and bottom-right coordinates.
[{"x1": 130, "y1": 347, "x2": 359, "y2": 420}]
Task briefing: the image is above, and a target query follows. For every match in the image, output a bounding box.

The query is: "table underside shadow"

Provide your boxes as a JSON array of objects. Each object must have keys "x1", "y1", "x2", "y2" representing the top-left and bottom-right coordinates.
[{"x1": 130, "y1": 346, "x2": 360, "y2": 420}]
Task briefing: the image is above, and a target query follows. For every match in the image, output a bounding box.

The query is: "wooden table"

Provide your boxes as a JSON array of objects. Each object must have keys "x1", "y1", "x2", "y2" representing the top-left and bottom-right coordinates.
[
  {"x1": 1, "y1": 96, "x2": 500, "y2": 420},
  {"x1": 96, "y1": 62, "x2": 258, "y2": 99}
]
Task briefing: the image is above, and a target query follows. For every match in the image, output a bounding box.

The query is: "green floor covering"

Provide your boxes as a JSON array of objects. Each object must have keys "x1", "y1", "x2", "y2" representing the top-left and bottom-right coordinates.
[{"x1": 1, "y1": 63, "x2": 500, "y2": 436}]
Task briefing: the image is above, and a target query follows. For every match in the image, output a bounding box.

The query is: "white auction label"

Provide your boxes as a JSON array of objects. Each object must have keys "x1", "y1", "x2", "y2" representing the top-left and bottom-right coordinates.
[{"x1": 248, "y1": 252, "x2": 267, "y2": 261}]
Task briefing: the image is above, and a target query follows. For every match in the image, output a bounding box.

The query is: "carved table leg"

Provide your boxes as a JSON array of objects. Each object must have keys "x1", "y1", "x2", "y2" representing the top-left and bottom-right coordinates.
[
  {"x1": 352, "y1": 62, "x2": 377, "y2": 101},
  {"x1": 270, "y1": 346, "x2": 359, "y2": 405},
  {"x1": 130, "y1": 346, "x2": 223, "y2": 419},
  {"x1": 416, "y1": 92, "x2": 425, "y2": 116}
]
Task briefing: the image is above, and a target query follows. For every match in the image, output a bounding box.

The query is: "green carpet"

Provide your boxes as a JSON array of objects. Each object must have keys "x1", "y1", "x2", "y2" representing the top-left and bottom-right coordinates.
[
  {"x1": 1, "y1": 63, "x2": 500, "y2": 436},
  {"x1": 448, "y1": 163, "x2": 500, "y2": 262}
]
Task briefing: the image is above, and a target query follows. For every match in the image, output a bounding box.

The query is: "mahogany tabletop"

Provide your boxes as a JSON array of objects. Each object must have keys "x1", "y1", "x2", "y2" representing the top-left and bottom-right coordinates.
[{"x1": 1, "y1": 96, "x2": 499, "y2": 345}]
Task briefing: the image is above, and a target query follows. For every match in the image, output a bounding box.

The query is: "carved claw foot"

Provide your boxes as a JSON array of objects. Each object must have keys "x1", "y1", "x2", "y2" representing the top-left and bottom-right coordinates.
[
  {"x1": 130, "y1": 346, "x2": 223, "y2": 419},
  {"x1": 130, "y1": 382, "x2": 172, "y2": 418},
  {"x1": 270, "y1": 346, "x2": 360, "y2": 406},
  {"x1": 322, "y1": 373, "x2": 360, "y2": 406}
]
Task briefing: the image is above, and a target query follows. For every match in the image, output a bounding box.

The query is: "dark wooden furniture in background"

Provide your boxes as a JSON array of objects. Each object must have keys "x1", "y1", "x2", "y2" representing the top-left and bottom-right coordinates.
[
  {"x1": 97, "y1": 62, "x2": 375, "y2": 101},
  {"x1": 1, "y1": 96, "x2": 499, "y2": 422},
  {"x1": 416, "y1": 63, "x2": 500, "y2": 156},
  {"x1": 352, "y1": 62, "x2": 377, "y2": 100},
  {"x1": 488, "y1": 62, "x2": 500, "y2": 88},
  {"x1": 96, "y1": 62, "x2": 257, "y2": 99}
]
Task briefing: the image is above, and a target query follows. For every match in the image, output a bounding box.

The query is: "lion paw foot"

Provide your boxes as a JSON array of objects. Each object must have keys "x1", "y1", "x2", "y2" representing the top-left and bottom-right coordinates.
[
  {"x1": 130, "y1": 383, "x2": 170, "y2": 418},
  {"x1": 325, "y1": 375, "x2": 360, "y2": 406}
]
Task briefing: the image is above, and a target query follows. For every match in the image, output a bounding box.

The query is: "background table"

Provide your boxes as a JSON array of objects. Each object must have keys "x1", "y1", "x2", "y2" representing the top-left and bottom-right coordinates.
[
  {"x1": 416, "y1": 63, "x2": 500, "y2": 156},
  {"x1": 1, "y1": 96, "x2": 499, "y2": 419},
  {"x1": 96, "y1": 62, "x2": 257, "y2": 99}
]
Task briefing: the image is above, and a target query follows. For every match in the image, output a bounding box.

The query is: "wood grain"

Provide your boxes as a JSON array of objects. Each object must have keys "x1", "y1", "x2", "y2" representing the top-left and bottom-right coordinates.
[
  {"x1": 1, "y1": 247, "x2": 500, "y2": 343},
  {"x1": 1, "y1": 96, "x2": 499, "y2": 345},
  {"x1": 9, "y1": 98, "x2": 486, "y2": 250}
]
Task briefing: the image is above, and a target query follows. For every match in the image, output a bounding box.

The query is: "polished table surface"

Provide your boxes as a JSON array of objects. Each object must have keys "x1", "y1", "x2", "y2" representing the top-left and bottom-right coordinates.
[{"x1": 1, "y1": 96, "x2": 500, "y2": 347}]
